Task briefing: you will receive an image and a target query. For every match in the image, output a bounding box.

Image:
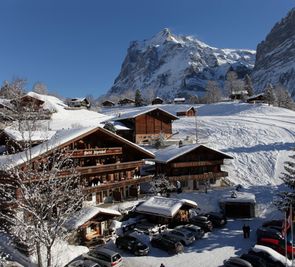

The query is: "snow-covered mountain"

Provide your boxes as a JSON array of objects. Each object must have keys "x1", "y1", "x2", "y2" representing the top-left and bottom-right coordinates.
[
  {"x1": 252, "y1": 8, "x2": 295, "y2": 94},
  {"x1": 106, "y1": 29, "x2": 255, "y2": 100}
]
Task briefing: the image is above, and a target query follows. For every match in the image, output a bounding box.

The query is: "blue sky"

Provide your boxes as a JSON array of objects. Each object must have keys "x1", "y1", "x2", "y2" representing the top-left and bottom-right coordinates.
[{"x1": 0, "y1": 0, "x2": 294, "y2": 98}]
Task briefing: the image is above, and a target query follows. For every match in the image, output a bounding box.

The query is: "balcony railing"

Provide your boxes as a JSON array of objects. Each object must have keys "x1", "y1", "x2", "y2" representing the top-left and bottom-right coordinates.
[
  {"x1": 168, "y1": 171, "x2": 228, "y2": 182},
  {"x1": 170, "y1": 160, "x2": 224, "y2": 168},
  {"x1": 83, "y1": 175, "x2": 153, "y2": 193},
  {"x1": 68, "y1": 147, "x2": 122, "y2": 158}
]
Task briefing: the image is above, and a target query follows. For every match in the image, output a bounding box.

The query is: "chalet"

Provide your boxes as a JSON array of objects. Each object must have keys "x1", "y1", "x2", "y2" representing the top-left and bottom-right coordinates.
[
  {"x1": 67, "y1": 98, "x2": 91, "y2": 109},
  {"x1": 230, "y1": 90, "x2": 248, "y2": 100},
  {"x1": 0, "y1": 128, "x2": 56, "y2": 154},
  {"x1": 118, "y1": 98, "x2": 135, "y2": 106},
  {"x1": 173, "y1": 98, "x2": 186, "y2": 104},
  {"x1": 176, "y1": 106, "x2": 196, "y2": 117},
  {"x1": 136, "y1": 196, "x2": 197, "y2": 225},
  {"x1": 246, "y1": 93, "x2": 266, "y2": 104},
  {"x1": 153, "y1": 144, "x2": 233, "y2": 190},
  {"x1": 0, "y1": 126, "x2": 155, "y2": 204},
  {"x1": 102, "y1": 100, "x2": 115, "y2": 107},
  {"x1": 11, "y1": 94, "x2": 45, "y2": 111},
  {"x1": 110, "y1": 107, "x2": 179, "y2": 144},
  {"x1": 65, "y1": 206, "x2": 121, "y2": 245},
  {"x1": 151, "y1": 97, "x2": 164, "y2": 105}
]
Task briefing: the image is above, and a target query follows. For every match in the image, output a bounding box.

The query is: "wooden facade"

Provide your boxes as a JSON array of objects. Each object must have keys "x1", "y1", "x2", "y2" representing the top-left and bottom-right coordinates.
[
  {"x1": 176, "y1": 107, "x2": 196, "y2": 117},
  {"x1": 102, "y1": 100, "x2": 115, "y2": 107},
  {"x1": 11, "y1": 95, "x2": 45, "y2": 111},
  {"x1": 246, "y1": 94, "x2": 266, "y2": 104},
  {"x1": 155, "y1": 145, "x2": 232, "y2": 190},
  {"x1": 114, "y1": 108, "x2": 178, "y2": 144},
  {"x1": 67, "y1": 98, "x2": 91, "y2": 108},
  {"x1": 2, "y1": 127, "x2": 154, "y2": 205},
  {"x1": 118, "y1": 98, "x2": 135, "y2": 106}
]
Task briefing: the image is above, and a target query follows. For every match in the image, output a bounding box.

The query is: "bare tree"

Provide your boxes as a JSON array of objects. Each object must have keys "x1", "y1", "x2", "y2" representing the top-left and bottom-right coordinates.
[
  {"x1": 149, "y1": 175, "x2": 175, "y2": 196},
  {"x1": 244, "y1": 74, "x2": 254, "y2": 97},
  {"x1": 32, "y1": 82, "x2": 48, "y2": 95},
  {"x1": 224, "y1": 71, "x2": 238, "y2": 97},
  {"x1": 264, "y1": 83, "x2": 276, "y2": 106},
  {"x1": 204, "y1": 81, "x2": 222, "y2": 103},
  {"x1": 0, "y1": 78, "x2": 26, "y2": 99}
]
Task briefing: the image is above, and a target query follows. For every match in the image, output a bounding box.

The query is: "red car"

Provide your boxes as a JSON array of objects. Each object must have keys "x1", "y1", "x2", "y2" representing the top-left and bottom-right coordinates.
[{"x1": 257, "y1": 237, "x2": 295, "y2": 258}]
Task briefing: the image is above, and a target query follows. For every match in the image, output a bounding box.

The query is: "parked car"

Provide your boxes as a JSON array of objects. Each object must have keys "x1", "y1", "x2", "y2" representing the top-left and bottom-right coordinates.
[
  {"x1": 67, "y1": 259, "x2": 102, "y2": 267},
  {"x1": 201, "y1": 212, "x2": 227, "y2": 228},
  {"x1": 134, "y1": 222, "x2": 167, "y2": 235},
  {"x1": 83, "y1": 247, "x2": 123, "y2": 267},
  {"x1": 84, "y1": 237, "x2": 107, "y2": 248},
  {"x1": 189, "y1": 215, "x2": 213, "y2": 232},
  {"x1": 240, "y1": 253, "x2": 267, "y2": 267},
  {"x1": 248, "y1": 245, "x2": 291, "y2": 267},
  {"x1": 115, "y1": 235, "x2": 149, "y2": 256},
  {"x1": 262, "y1": 219, "x2": 283, "y2": 229},
  {"x1": 163, "y1": 229, "x2": 195, "y2": 246},
  {"x1": 223, "y1": 257, "x2": 253, "y2": 267},
  {"x1": 150, "y1": 235, "x2": 184, "y2": 254},
  {"x1": 256, "y1": 227, "x2": 283, "y2": 240},
  {"x1": 175, "y1": 224, "x2": 204, "y2": 239}
]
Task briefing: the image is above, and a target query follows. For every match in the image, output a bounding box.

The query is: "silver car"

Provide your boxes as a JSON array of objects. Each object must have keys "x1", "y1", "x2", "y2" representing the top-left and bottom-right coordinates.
[{"x1": 164, "y1": 228, "x2": 195, "y2": 246}]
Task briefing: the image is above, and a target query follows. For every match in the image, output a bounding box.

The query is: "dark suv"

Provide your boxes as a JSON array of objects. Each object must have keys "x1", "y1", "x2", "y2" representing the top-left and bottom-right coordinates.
[
  {"x1": 189, "y1": 215, "x2": 213, "y2": 232},
  {"x1": 115, "y1": 235, "x2": 149, "y2": 256},
  {"x1": 201, "y1": 212, "x2": 227, "y2": 228},
  {"x1": 151, "y1": 235, "x2": 184, "y2": 254}
]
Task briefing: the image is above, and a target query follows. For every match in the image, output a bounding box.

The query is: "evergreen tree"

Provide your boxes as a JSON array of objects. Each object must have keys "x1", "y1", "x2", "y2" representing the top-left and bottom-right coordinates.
[
  {"x1": 244, "y1": 74, "x2": 254, "y2": 97},
  {"x1": 264, "y1": 83, "x2": 276, "y2": 106},
  {"x1": 135, "y1": 89, "x2": 144, "y2": 107},
  {"x1": 276, "y1": 150, "x2": 295, "y2": 211}
]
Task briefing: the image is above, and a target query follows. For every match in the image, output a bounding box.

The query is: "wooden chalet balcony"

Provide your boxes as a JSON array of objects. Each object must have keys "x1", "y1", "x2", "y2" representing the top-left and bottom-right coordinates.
[
  {"x1": 56, "y1": 160, "x2": 144, "y2": 177},
  {"x1": 171, "y1": 160, "x2": 224, "y2": 168},
  {"x1": 168, "y1": 171, "x2": 228, "y2": 182},
  {"x1": 83, "y1": 175, "x2": 153, "y2": 193},
  {"x1": 68, "y1": 147, "x2": 122, "y2": 158}
]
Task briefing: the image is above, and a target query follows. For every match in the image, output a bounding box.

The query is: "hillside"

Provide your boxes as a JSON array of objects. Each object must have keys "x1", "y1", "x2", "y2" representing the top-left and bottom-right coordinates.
[
  {"x1": 106, "y1": 29, "x2": 255, "y2": 100},
  {"x1": 103, "y1": 102, "x2": 295, "y2": 186}
]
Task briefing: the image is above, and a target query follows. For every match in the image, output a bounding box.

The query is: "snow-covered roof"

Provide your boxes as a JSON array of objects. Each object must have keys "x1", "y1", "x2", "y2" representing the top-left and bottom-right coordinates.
[
  {"x1": 0, "y1": 126, "x2": 154, "y2": 169},
  {"x1": 247, "y1": 93, "x2": 265, "y2": 100},
  {"x1": 111, "y1": 107, "x2": 178, "y2": 121},
  {"x1": 219, "y1": 191, "x2": 256, "y2": 204},
  {"x1": 111, "y1": 121, "x2": 131, "y2": 130},
  {"x1": 174, "y1": 98, "x2": 185, "y2": 102},
  {"x1": 69, "y1": 97, "x2": 87, "y2": 102},
  {"x1": 153, "y1": 144, "x2": 233, "y2": 163},
  {"x1": 65, "y1": 206, "x2": 121, "y2": 231},
  {"x1": 3, "y1": 128, "x2": 56, "y2": 142},
  {"x1": 136, "y1": 196, "x2": 197, "y2": 218},
  {"x1": 252, "y1": 245, "x2": 292, "y2": 266}
]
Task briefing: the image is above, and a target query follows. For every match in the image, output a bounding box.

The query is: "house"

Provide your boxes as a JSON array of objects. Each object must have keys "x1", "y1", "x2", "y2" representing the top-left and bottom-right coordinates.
[
  {"x1": 118, "y1": 98, "x2": 135, "y2": 106},
  {"x1": 173, "y1": 98, "x2": 186, "y2": 104},
  {"x1": 102, "y1": 100, "x2": 115, "y2": 107},
  {"x1": 0, "y1": 126, "x2": 155, "y2": 204},
  {"x1": 246, "y1": 93, "x2": 266, "y2": 104},
  {"x1": 176, "y1": 106, "x2": 196, "y2": 117},
  {"x1": 65, "y1": 206, "x2": 121, "y2": 244},
  {"x1": 229, "y1": 90, "x2": 248, "y2": 100},
  {"x1": 151, "y1": 97, "x2": 164, "y2": 105},
  {"x1": 135, "y1": 196, "x2": 197, "y2": 224},
  {"x1": 11, "y1": 94, "x2": 45, "y2": 112},
  {"x1": 109, "y1": 107, "x2": 179, "y2": 144},
  {"x1": 0, "y1": 128, "x2": 56, "y2": 154},
  {"x1": 153, "y1": 144, "x2": 233, "y2": 190},
  {"x1": 67, "y1": 98, "x2": 91, "y2": 109},
  {"x1": 219, "y1": 191, "x2": 256, "y2": 218}
]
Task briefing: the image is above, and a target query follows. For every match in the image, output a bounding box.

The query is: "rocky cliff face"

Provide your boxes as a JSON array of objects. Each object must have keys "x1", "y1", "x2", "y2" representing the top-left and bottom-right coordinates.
[
  {"x1": 107, "y1": 29, "x2": 255, "y2": 100},
  {"x1": 252, "y1": 8, "x2": 295, "y2": 94}
]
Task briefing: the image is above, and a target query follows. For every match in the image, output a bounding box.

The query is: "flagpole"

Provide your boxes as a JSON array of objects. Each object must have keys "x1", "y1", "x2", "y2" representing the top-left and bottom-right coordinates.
[
  {"x1": 291, "y1": 203, "x2": 294, "y2": 267},
  {"x1": 286, "y1": 208, "x2": 288, "y2": 267}
]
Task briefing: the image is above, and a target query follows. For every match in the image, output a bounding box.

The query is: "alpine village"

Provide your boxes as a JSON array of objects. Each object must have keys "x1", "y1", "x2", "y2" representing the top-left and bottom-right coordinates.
[{"x1": 1, "y1": 4, "x2": 295, "y2": 267}]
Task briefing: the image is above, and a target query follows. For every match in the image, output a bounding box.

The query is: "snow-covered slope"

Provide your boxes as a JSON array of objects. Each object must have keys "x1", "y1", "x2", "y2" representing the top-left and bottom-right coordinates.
[
  {"x1": 107, "y1": 28, "x2": 255, "y2": 100},
  {"x1": 26, "y1": 92, "x2": 110, "y2": 130},
  {"x1": 103, "y1": 102, "x2": 295, "y2": 186}
]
